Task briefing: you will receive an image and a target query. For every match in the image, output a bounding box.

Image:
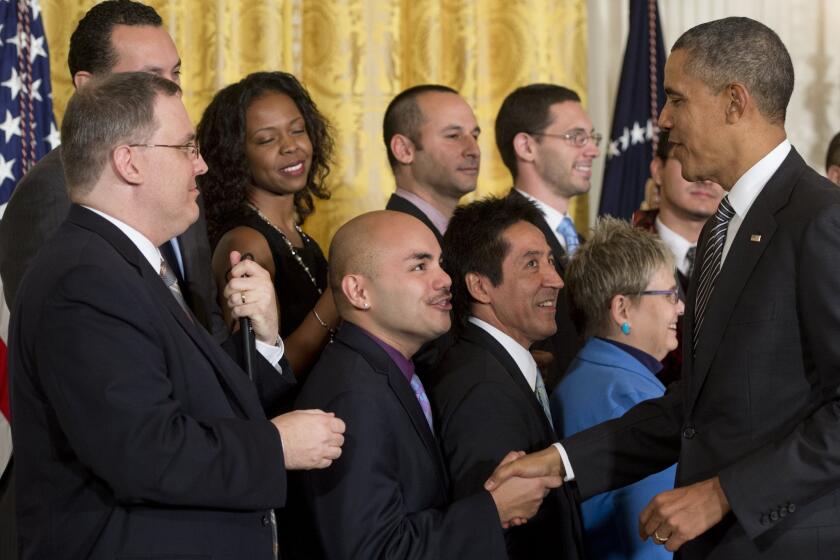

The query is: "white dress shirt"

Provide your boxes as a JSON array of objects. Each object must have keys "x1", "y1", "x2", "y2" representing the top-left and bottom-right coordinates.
[
  {"x1": 655, "y1": 217, "x2": 695, "y2": 277},
  {"x1": 551, "y1": 139, "x2": 792, "y2": 481},
  {"x1": 84, "y1": 206, "x2": 285, "y2": 366},
  {"x1": 721, "y1": 139, "x2": 791, "y2": 262},
  {"x1": 469, "y1": 316, "x2": 539, "y2": 390}
]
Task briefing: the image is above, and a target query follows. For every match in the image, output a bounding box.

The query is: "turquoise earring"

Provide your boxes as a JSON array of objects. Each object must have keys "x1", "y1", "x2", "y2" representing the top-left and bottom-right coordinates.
[{"x1": 620, "y1": 322, "x2": 631, "y2": 335}]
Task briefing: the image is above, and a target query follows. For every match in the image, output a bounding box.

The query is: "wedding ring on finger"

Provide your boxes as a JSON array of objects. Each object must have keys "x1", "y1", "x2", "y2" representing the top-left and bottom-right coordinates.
[
  {"x1": 653, "y1": 531, "x2": 669, "y2": 545},
  {"x1": 240, "y1": 292, "x2": 246, "y2": 305}
]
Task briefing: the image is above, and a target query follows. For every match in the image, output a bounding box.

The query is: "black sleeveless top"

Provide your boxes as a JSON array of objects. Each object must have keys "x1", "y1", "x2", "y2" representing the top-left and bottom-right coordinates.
[{"x1": 222, "y1": 208, "x2": 327, "y2": 339}]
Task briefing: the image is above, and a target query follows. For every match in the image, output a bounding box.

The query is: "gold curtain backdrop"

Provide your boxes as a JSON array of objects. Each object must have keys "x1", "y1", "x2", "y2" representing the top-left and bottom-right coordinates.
[{"x1": 42, "y1": 0, "x2": 588, "y2": 248}]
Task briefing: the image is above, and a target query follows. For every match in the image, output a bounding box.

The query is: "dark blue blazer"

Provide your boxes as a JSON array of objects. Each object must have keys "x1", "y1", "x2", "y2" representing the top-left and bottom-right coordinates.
[
  {"x1": 294, "y1": 322, "x2": 506, "y2": 560},
  {"x1": 10, "y1": 205, "x2": 293, "y2": 559},
  {"x1": 551, "y1": 337, "x2": 676, "y2": 560}
]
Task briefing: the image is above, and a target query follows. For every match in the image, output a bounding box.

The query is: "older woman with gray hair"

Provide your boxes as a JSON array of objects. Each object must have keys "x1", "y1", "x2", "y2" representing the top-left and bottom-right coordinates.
[{"x1": 549, "y1": 217, "x2": 681, "y2": 560}]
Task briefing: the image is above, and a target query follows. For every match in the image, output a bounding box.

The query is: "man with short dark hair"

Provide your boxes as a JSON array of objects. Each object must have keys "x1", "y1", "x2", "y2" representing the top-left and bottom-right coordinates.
[
  {"x1": 294, "y1": 209, "x2": 560, "y2": 559},
  {"x1": 0, "y1": 0, "x2": 217, "y2": 337},
  {"x1": 11, "y1": 72, "x2": 345, "y2": 560},
  {"x1": 383, "y1": 84, "x2": 481, "y2": 244},
  {"x1": 430, "y1": 195, "x2": 583, "y2": 560},
  {"x1": 495, "y1": 84, "x2": 600, "y2": 385},
  {"x1": 487, "y1": 17, "x2": 840, "y2": 558},
  {"x1": 825, "y1": 131, "x2": 840, "y2": 185}
]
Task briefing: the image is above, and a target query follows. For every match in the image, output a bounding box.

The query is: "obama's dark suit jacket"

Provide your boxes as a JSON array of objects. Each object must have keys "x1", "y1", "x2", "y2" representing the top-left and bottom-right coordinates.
[{"x1": 564, "y1": 149, "x2": 840, "y2": 558}]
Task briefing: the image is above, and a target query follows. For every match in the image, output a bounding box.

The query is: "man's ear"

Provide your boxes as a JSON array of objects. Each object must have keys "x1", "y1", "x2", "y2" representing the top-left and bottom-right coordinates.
[
  {"x1": 465, "y1": 271, "x2": 492, "y2": 304},
  {"x1": 827, "y1": 164, "x2": 840, "y2": 187},
  {"x1": 725, "y1": 82, "x2": 749, "y2": 124},
  {"x1": 390, "y1": 134, "x2": 416, "y2": 165},
  {"x1": 341, "y1": 274, "x2": 370, "y2": 310},
  {"x1": 112, "y1": 145, "x2": 143, "y2": 185},
  {"x1": 73, "y1": 71, "x2": 92, "y2": 90},
  {"x1": 650, "y1": 156, "x2": 665, "y2": 186},
  {"x1": 512, "y1": 132, "x2": 537, "y2": 163}
]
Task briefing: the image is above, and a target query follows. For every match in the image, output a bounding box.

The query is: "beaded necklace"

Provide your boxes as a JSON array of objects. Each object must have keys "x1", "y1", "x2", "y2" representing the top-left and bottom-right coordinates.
[{"x1": 245, "y1": 203, "x2": 322, "y2": 295}]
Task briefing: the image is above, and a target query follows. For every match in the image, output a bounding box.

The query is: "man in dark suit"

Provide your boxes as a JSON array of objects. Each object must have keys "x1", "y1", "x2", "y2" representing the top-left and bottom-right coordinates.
[
  {"x1": 487, "y1": 17, "x2": 840, "y2": 559},
  {"x1": 0, "y1": 0, "x2": 225, "y2": 339},
  {"x1": 431, "y1": 195, "x2": 583, "y2": 560},
  {"x1": 494, "y1": 85, "x2": 600, "y2": 386},
  {"x1": 295, "y1": 210, "x2": 562, "y2": 559},
  {"x1": 10, "y1": 72, "x2": 345, "y2": 560},
  {"x1": 0, "y1": 4, "x2": 230, "y2": 557},
  {"x1": 382, "y1": 84, "x2": 481, "y2": 244}
]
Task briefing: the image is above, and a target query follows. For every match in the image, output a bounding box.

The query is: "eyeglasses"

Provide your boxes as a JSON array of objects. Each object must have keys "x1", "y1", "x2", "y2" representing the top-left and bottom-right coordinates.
[
  {"x1": 531, "y1": 129, "x2": 603, "y2": 148},
  {"x1": 636, "y1": 288, "x2": 680, "y2": 304},
  {"x1": 128, "y1": 142, "x2": 201, "y2": 160}
]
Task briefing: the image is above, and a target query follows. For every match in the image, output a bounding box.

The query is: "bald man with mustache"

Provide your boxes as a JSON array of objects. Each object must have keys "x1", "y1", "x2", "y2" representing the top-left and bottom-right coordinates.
[{"x1": 292, "y1": 211, "x2": 561, "y2": 560}]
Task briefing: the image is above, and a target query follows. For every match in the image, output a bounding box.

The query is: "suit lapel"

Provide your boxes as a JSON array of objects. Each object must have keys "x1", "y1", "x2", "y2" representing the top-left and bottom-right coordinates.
[
  {"x1": 68, "y1": 206, "x2": 265, "y2": 420},
  {"x1": 687, "y1": 151, "x2": 802, "y2": 411},
  {"x1": 461, "y1": 323, "x2": 556, "y2": 439},
  {"x1": 337, "y1": 324, "x2": 449, "y2": 488}
]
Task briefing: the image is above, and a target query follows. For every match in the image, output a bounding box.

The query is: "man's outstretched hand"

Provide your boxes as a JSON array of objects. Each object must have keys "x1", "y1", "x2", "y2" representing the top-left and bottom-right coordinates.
[{"x1": 485, "y1": 446, "x2": 565, "y2": 491}]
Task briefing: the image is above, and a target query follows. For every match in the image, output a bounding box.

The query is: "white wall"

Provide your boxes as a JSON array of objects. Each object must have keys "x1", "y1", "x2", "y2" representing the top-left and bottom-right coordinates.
[{"x1": 587, "y1": 0, "x2": 840, "y2": 224}]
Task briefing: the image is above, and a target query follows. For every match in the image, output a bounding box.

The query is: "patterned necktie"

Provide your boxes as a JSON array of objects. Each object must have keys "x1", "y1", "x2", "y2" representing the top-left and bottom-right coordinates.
[
  {"x1": 555, "y1": 216, "x2": 580, "y2": 255},
  {"x1": 693, "y1": 196, "x2": 735, "y2": 350},
  {"x1": 409, "y1": 372, "x2": 434, "y2": 431},
  {"x1": 534, "y1": 372, "x2": 553, "y2": 425},
  {"x1": 685, "y1": 245, "x2": 697, "y2": 278},
  {"x1": 160, "y1": 258, "x2": 192, "y2": 320}
]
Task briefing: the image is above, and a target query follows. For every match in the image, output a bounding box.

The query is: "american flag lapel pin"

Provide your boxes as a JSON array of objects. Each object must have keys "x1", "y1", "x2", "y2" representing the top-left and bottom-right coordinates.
[{"x1": 750, "y1": 234, "x2": 762, "y2": 243}]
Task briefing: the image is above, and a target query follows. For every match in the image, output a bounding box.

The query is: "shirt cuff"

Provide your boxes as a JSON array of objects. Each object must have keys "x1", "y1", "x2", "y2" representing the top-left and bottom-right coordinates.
[
  {"x1": 552, "y1": 442, "x2": 576, "y2": 481},
  {"x1": 255, "y1": 336, "x2": 285, "y2": 371}
]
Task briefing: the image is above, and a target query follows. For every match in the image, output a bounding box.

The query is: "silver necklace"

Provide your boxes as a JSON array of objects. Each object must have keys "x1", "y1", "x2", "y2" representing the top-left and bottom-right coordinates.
[{"x1": 246, "y1": 203, "x2": 322, "y2": 295}]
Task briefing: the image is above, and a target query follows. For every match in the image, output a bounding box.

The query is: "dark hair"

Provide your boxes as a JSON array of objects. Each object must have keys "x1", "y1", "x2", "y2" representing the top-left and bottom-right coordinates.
[
  {"x1": 382, "y1": 84, "x2": 458, "y2": 168},
  {"x1": 61, "y1": 72, "x2": 180, "y2": 196},
  {"x1": 197, "y1": 71, "x2": 334, "y2": 246},
  {"x1": 655, "y1": 130, "x2": 673, "y2": 160},
  {"x1": 494, "y1": 83, "x2": 581, "y2": 178},
  {"x1": 673, "y1": 17, "x2": 794, "y2": 124},
  {"x1": 443, "y1": 195, "x2": 546, "y2": 330},
  {"x1": 68, "y1": 0, "x2": 163, "y2": 81},
  {"x1": 826, "y1": 132, "x2": 840, "y2": 172}
]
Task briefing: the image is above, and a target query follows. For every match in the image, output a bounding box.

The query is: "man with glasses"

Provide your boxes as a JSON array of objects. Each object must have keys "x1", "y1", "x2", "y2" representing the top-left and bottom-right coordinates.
[
  {"x1": 0, "y1": 0, "x2": 225, "y2": 340},
  {"x1": 495, "y1": 84, "x2": 601, "y2": 387}
]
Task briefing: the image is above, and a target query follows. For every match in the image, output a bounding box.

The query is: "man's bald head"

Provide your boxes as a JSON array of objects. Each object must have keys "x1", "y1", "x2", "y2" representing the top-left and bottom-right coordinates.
[
  {"x1": 329, "y1": 210, "x2": 452, "y2": 356},
  {"x1": 329, "y1": 211, "x2": 405, "y2": 297}
]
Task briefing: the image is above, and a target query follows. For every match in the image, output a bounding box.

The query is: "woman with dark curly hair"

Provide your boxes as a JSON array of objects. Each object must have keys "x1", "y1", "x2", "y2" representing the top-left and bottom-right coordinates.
[{"x1": 198, "y1": 71, "x2": 338, "y2": 376}]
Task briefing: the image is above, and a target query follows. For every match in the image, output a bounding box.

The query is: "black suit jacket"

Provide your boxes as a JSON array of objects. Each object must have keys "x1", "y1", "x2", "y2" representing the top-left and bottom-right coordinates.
[
  {"x1": 294, "y1": 322, "x2": 506, "y2": 560},
  {"x1": 386, "y1": 192, "x2": 445, "y2": 246},
  {"x1": 564, "y1": 149, "x2": 840, "y2": 558},
  {"x1": 507, "y1": 189, "x2": 584, "y2": 389},
  {"x1": 0, "y1": 148, "x2": 227, "y2": 341},
  {"x1": 10, "y1": 206, "x2": 294, "y2": 559},
  {"x1": 429, "y1": 322, "x2": 584, "y2": 560}
]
